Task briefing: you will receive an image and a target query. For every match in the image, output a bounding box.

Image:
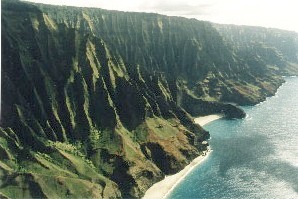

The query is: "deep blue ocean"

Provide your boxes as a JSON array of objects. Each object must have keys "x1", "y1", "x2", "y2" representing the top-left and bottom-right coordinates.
[{"x1": 168, "y1": 77, "x2": 298, "y2": 199}]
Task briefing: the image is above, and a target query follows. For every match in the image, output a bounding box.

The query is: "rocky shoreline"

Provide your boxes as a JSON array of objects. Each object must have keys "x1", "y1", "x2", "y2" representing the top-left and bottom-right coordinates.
[{"x1": 143, "y1": 115, "x2": 223, "y2": 199}]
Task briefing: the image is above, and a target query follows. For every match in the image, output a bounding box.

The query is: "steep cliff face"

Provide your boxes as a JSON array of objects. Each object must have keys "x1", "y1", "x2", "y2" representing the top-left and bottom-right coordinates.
[
  {"x1": 1, "y1": 0, "x2": 298, "y2": 198},
  {"x1": 35, "y1": 3, "x2": 297, "y2": 106},
  {"x1": 1, "y1": 1, "x2": 209, "y2": 198}
]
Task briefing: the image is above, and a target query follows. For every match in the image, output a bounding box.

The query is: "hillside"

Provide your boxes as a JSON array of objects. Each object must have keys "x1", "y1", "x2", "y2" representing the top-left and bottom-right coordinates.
[{"x1": 1, "y1": 0, "x2": 298, "y2": 198}]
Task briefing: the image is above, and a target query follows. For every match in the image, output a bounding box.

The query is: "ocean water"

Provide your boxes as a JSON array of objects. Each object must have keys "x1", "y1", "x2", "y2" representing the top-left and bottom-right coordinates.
[{"x1": 168, "y1": 77, "x2": 298, "y2": 199}]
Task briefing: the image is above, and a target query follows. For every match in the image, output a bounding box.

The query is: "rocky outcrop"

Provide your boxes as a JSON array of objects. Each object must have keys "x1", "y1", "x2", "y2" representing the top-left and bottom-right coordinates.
[{"x1": 1, "y1": 0, "x2": 298, "y2": 198}]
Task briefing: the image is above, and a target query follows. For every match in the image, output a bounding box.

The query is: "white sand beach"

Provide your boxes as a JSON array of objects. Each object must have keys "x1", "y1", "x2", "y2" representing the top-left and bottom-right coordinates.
[
  {"x1": 194, "y1": 114, "x2": 223, "y2": 126},
  {"x1": 143, "y1": 114, "x2": 223, "y2": 199}
]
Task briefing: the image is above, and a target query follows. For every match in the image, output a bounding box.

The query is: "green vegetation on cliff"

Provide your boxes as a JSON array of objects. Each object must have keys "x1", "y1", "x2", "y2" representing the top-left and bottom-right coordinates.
[{"x1": 1, "y1": 0, "x2": 298, "y2": 198}]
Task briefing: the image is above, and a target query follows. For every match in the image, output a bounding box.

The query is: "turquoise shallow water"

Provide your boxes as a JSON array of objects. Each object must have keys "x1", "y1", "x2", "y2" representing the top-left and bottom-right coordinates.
[{"x1": 168, "y1": 77, "x2": 298, "y2": 199}]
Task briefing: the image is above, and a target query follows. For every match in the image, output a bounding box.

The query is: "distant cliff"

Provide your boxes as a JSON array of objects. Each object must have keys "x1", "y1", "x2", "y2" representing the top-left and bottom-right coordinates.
[
  {"x1": 214, "y1": 24, "x2": 298, "y2": 74},
  {"x1": 1, "y1": 0, "x2": 298, "y2": 198}
]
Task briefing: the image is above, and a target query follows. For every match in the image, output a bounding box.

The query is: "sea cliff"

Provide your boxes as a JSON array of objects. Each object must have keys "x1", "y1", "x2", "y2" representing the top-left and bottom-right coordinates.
[{"x1": 1, "y1": 0, "x2": 298, "y2": 198}]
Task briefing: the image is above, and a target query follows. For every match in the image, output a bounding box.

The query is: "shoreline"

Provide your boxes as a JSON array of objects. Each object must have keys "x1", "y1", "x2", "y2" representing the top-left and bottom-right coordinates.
[
  {"x1": 143, "y1": 114, "x2": 223, "y2": 199},
  {"x1": 194, "y1": 114, "x2": 224, "y2": 126}
]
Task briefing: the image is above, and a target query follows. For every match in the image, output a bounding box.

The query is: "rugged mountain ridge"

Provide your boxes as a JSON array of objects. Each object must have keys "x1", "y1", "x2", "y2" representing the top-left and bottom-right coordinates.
[
  {"x1": 34, "y1": 3, "x2": 298, "y2": 105},
  {"x1": 1, "y1": 0, "x2": 298, "y2": 198}
]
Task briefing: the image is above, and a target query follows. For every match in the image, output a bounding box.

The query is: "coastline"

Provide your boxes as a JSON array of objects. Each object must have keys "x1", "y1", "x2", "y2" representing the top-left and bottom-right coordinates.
[
  {"x1": 143, "y1": 114, "x2": 223, "y2": 199},
  {"x1": 194, "y1": 114, "x2": 224, "y2": 126}
]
